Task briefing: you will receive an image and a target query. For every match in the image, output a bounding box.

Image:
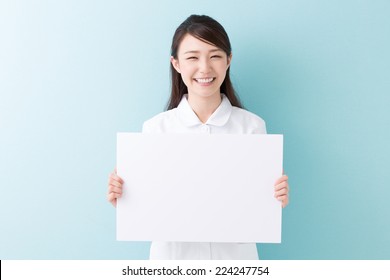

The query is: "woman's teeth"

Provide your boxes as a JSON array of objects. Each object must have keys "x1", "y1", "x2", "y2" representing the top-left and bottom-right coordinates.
[{"x1": 195, "y1": 78, "x2": 214, "y2": 83}]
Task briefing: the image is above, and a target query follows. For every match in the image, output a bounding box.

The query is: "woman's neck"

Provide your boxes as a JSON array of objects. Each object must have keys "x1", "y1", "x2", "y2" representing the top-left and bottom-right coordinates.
[{"x1": 187, "y1": 93, "x2": 222, "y2": 124}]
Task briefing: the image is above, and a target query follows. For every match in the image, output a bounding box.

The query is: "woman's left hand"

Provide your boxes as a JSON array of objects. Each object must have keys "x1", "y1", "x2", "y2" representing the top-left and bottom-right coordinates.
[{"x1": 274, "y1": 174, "x2": 289, "y2": 208}]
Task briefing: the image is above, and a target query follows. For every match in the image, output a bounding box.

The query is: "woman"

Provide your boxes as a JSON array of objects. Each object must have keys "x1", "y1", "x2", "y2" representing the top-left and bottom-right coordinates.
[{"x1": 108, "y1": 14, "x2": 289, "y2": 260}]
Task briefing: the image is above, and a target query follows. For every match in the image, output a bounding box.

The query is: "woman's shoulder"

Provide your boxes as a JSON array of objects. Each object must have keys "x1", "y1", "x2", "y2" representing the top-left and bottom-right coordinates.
[
  {"x1": 231, "y1": 106, "x2": 266, "y2": 124},
  {"x1": 230, "y1": 106, "x2": 267, "y2": 133}
]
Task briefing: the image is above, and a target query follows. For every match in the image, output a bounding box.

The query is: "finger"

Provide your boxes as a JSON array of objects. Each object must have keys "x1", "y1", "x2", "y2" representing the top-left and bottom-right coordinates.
[
  {"x1": 110, "y1": 171, "x2": 123, "y2": 181},
  {"x1": 276, "y1": 194, "x2": 287, "y2": 201},
  {"x1": 274, "y1": 188, "x2": 288, "y2": 198},
  {"x1": 107, "y1": 193, "x2": 117, "y2": 206},
  {"x1": 276, "y1": 194, "x2": 289, "y2": 208},
  {"x1": 107, "y1": 189, "x2": 122, "y2": 199},
  {"x1": 107, "y1": 192, "x2": 121, "y2": 204},
  {"x1": 274, "y1": 181, "x2": 288, "y2": 192},
  {"x1": 108, "y1": 194, "x2": 117, "y2": 207},
  {"x1": 108, "y1": 175, "x2": 123, "y2": 189},
  {"x1": 282, "y1": 195, "x2": 289, "y2": 208},
  {"x1": 108, "y1": 185, "x2": 122, "y2": 195},
  {"x1": 108, "y1": 178, "x2": 123, "y2": 189},
  {"x1": 274, "y1": 175, "x2": 288, "y2": 186},
  {"x1": 109, "y1": 172, "x2": 124, "y2": 184}
]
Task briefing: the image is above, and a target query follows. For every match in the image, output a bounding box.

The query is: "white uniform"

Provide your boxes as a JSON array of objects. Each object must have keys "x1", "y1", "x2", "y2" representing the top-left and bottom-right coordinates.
[{"x1": 142, "y1": 94, "x2": 267, "y2": 260}]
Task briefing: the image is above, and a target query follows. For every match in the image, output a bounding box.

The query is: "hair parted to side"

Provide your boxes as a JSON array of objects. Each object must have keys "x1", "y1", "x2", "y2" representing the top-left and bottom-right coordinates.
[{"x1": 166, "y1": 14, "x2": 243, "y2": 110}]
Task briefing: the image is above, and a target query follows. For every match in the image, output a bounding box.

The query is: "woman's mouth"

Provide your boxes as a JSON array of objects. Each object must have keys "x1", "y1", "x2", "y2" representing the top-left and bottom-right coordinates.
[{"x1": 194, "y1": 77, "x2": 215, "y2": 85}]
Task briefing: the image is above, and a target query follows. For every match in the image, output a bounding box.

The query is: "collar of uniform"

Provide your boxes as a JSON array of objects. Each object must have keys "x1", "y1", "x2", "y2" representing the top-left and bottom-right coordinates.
[{"x1": 176, "y1": 94, "x2": 232, "y2": 127}]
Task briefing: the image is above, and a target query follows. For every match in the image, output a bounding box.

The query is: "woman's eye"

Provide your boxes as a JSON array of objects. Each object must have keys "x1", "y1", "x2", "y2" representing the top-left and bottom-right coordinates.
[
  {"x1": 187, "y1": 57, "x2": 198, "y2": 60},
  {"x1": 211, "y1": 55, "x2": 222, "y2": 59}
]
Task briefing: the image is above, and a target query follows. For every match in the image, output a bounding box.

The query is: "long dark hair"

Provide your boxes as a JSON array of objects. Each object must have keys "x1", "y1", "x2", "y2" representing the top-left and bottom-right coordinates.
[{"x1": 166, "y1": 14, "x2": 243, "y2": 110}]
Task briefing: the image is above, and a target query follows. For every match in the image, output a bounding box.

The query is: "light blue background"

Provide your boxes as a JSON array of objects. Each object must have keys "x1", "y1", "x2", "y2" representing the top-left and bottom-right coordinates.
[{"x1": 1, "y1": 0, "x2": 389, "y2": 259}]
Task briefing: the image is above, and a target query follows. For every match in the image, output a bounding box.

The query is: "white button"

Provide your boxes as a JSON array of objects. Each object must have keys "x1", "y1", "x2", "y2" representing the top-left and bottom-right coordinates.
[{"x1": 201, "y1": 125, "x2": 210, "y2": 133}]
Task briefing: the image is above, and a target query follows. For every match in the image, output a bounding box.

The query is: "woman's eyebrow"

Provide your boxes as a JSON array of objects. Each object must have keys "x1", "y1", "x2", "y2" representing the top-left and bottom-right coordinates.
[{"x1": 183, "y1": 49, "x2": 223, "y2": 54}]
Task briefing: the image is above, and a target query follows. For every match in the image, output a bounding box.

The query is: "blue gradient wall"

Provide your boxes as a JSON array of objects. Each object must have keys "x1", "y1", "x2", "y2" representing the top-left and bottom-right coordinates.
[{"x1": 0, "y1": 0, "x2": 389, "y2": 259}]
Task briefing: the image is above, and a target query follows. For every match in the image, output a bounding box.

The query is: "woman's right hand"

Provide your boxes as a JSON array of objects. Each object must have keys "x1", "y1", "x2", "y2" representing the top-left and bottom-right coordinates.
[{"x1": 107, "y1": 169, "x2": 123, "y2": 207}]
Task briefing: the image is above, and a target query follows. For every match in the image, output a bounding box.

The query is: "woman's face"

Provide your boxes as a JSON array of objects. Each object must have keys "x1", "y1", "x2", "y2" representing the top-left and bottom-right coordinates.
[{"x1": 171, "y1": 34, "x2": 231, "y2": 100}]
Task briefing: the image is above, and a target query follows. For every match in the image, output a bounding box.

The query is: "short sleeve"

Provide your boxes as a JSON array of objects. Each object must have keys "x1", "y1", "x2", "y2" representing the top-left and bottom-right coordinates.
[
  {"x1": 253, "y1": 118, "x2": 267, "y2": 134},
  {"x1": 142, "y1": 120, "x2": 153, "y2": 133}
]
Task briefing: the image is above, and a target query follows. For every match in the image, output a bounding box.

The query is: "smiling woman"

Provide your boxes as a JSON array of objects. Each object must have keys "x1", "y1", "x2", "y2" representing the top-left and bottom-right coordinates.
[
  {"x1": 170, "y1": 34, "x2": 232, "y2": 122},
  {"x1": 107, "y1": 14, "x2": 289, "y2": 260},
  {"x1": 167, "y1": 15, "x2": 241, "y2": 111}
]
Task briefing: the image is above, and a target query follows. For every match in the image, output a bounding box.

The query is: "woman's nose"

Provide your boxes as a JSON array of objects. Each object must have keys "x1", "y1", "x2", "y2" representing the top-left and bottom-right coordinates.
[{"x1": 199, "y1": 58, "x2": 211, "y2": 74}]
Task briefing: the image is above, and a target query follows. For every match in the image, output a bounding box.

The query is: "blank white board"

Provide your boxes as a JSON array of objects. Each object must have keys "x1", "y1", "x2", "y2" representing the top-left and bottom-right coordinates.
[{"x1": 117, "y1": 133, "x2": 283, "y2": 243}]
